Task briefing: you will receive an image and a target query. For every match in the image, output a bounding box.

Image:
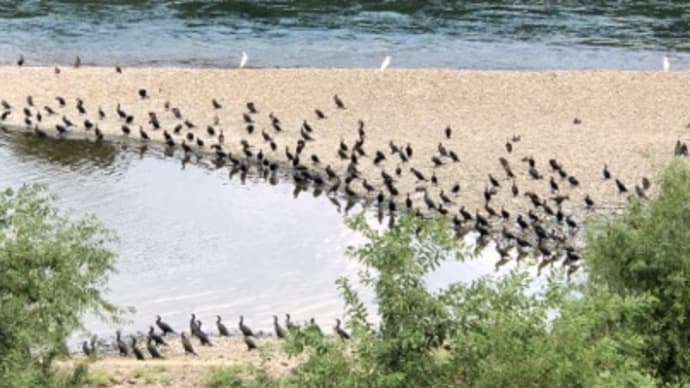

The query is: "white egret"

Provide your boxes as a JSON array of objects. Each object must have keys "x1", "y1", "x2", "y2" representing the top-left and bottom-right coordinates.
[
  {"x1": 380, "y1": 55, "x2": 391, "y2": 71},
  {"x1": 239, "y1": 51, "x2": 248, "y2": 69}
]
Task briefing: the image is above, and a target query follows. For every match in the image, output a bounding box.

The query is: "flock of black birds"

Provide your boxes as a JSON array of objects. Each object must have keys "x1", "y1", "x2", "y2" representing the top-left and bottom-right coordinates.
[
  {"x1": 1, "y1": 59, "x2": 686, "y2": 279},
  {"x1": 3, "y1": 59, "x2": 688, "y2": 360},
  {"x1": 80, "y1": 314, "x2": 349, "y2": 360}
]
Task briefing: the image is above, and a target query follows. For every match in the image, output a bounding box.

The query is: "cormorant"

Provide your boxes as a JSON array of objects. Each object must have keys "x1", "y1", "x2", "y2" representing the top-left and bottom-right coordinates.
[
  {"x1": 116, "y1": 330, "x2": 128, "y2": 357},
  {"x1": 274, "y1": 315, "x2": 286, "y2": 339},
  {"x1": 334, "y1": 95, "x2": 345, "y2": 109},
  {"x1": 216, "y1": 316, "x2": 230, "y2": 337},
  {"x1": 156, "y1": 315, "x2": 176, "y2": 335},
  {"x1": 180, "y1": 332, "x2": 197, "y2": 356},
  {"x1": 131, "y1": 337, "x2": 145, "y2": 360},
  {"x1": 146, "y1": 337, "x2": 163, "y2": 359},
  {"x1": 148, "y1": 326, "x2": 167, "y2": 346},
  {"x1": 243, "y1": 335, "x2": 257, "y2": 351},
  {"x1": 239, "y1": 316, "x2": 254, "y2": 337},
  {"x1": 335, "y1": 319, "x2": 351, "y2": 340}
]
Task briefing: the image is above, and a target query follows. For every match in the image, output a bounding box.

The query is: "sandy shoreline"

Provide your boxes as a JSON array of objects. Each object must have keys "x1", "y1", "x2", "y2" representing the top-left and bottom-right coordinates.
[
  {"x1": 60, "y1": 335, "x2": 302, "y2": 387},
  {"x1": 0, "y1": 67, "x2": 688, "y2": 221}
]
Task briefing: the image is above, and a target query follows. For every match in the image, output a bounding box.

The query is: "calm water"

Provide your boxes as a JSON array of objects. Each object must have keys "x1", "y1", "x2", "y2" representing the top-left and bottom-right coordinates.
[
  {"x1": 0, "y1": 131, "x2": 503, "y2": 338},
  {"x1": 0, "y1": 1, "x2": 689, "y2": 69}
]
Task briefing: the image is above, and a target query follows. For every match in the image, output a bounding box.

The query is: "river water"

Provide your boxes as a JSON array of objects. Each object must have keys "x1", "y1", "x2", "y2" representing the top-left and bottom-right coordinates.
[{"x1": 0, "y1": 1, "x2": 689, "y2": 69}]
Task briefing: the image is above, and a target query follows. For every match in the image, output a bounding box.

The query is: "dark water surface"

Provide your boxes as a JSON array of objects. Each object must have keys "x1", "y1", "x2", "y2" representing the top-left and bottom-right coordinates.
[
  {"x1": 0, "y1": 131, "x2": 501, "y2": 337},
  {"x1": 1, "y1": 1, "x2": 689, "y2": 69}
]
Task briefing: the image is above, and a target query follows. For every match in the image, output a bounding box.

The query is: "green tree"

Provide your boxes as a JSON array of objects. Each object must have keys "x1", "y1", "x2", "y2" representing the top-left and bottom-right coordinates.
[
  {"x1": 281, "y1": 213, "x2": 658, "y2": 387},
  {"x1": 584, "y1": 158, "x2": 690, "y2": 381},
  {"x1": 0, "y1": 184, "x2": 122, "y2": 387}
]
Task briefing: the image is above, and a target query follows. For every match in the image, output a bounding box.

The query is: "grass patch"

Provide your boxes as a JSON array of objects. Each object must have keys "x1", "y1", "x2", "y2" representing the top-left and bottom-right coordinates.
[
  {"x1": 86, "y1": 370, "x2": 116, "y2": 387},
  {"x1": 204, "y1": 367, "x2": 244, "y2": 388},
  {"x1": 131, "y1": 365, "x2": 168, "y2": 384}
]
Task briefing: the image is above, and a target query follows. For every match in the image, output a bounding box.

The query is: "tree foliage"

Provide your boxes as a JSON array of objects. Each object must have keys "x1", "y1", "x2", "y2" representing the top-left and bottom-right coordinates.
[
  {"x1": 278, "y1": 213, "x2": 659, "y2": 387},
  {"x1": 0, "y1": 184, "x2": 121, "y2": 387},
  {"x1": 584, "y1": 158, "x2": 690, "y2": 381}
]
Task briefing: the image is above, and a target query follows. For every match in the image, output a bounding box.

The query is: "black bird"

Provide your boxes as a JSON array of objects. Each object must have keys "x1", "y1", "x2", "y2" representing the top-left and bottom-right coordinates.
[
  {"x1": 641, "y1": 177, "x2": 651, "y2": 190},
  {"x1": 488, "y1": 174, "x2": 500, "y2": 188},
  {"x1": 243, "y1": 335, "x2": 257, "y2": 351},
  {"x1": 567, "y1": 176, "x2": 579, "y2": 187},
  {"x1": 374, "y1": 150, "x2": 386, "y2": 165},
  {"x1": 139, "y1": 127, "x2": 149, "y2": 140},
  {"x1": 131, "y1": 337, "x2": 145, "y2": 360},
  {"x1": 62, "y1": 115, "x2": 73, "y2": 127},
  {"x1": 505, "y1": 140, "x2": 512, "y2": 153},
  {"x1": 74, "y1": 56, "x2": 81, "y2": 68},
  {"x1": 405, "y1": 193, "x2": 413, "y2": 209},
  {"x1": 549, "y1": 177, "x2": 559, "y2": 192},
  {"x1": 180, "y1": 332, "x2": 197, "y2": 356},
  {"x1": 216, "y1": 316, "x2": 230, "y2": 337},
  {"x1": 44, "y1": 105, "x2": 55, "y2": 115},
  {"x1": 212, "y1": 99, "x2": 222, "y2": 109},
  {"x1": 603, "y1": 164, "x2": 611, "y2": 179},
  {"x1": 310, "y1": 318, "x2": 323, "y2": 336},
  {"x1": 26, "y1": 96, "x2": 33, "y2": 107},
  {"x1": 55, "y1": 96, "x2": 66, "y2": 107},
  {"x1": 34, "y1": 125, "x2": 47, "y2": 138},
  {"x1": 529, "y1": 166, "x2": 543, "y2": 180},
  {"x1": 56, "y1": 124, "x2": 68, "y2": 135},
  {"x1": 584, "y1": 194, "x2": 594, "y2": 208},
  {"x1": 0, "y1": 111, "x2": 9, "y2": 121},
  {"x1": 116, "y1": 66, "x2": 123, "y2": 73},
  {"x1": 17, "y1": 55, "x2": 24, "y2": 66},
  {"x1": 82, "y1": 341, "x2": 92, "y2": 357},
  {"x1": 54, "y1": 66, "x2": 61, "y2": 74},
  {"x1": 445, "y1": 126, "x2": 451, "y2": 139},
  {"x1": 94, "y1": 126, "x2": 104, "y2": 141},
  {"x1": 121, "y1": 125, "x2": 131, "y2": 135},
  {"x1": 315, "y1": 109, "x2": 326, "y2": 119},
  {"x1": 116, "y1": 330, "x2": 128, "y2": 357},
  {"x1": 146, "y1": 337, "x2": 163, "y2": 359},
  {"x1": 431, "y1": 156, "x2": 443, "y2": 167},
  {"x1": 239, "y1": 316, "x2": 254, "y2": 337},
  {"x1": 156, "y1": 315, "x2": 176, "y2": 335},
  {"x1": 334, "y1": 95, "x2": 345, "y2": 109},
  {"x1": 449, "y1": 150, "x2": 460, "y2": 163},
  {"x1": 335, "y1": 318, "x2": 351, "y2": 340},
  {"x1": 311, "y1": 154, "x2": 321, "y2": 165},
  {"x1": 274, "y1": 315, "x2": 287, "y2": 339},
  {"x1": 615, "y1": 178, "x2": 628, "y2": 193},
  {"x1": 246, "y1": 102, "x2": 257, "y2": 114},
  {"x1": 148, "y1": 326, "x2": 167, "y2": 346},
  {"x1": 138, "y1": 89, "x2": 148, "y2": 99},
  {"x1": 548, "y1": 159, "x2": 561, "y2": 172},
  {"x1": 438, "y1": 143, "x2": 448, "y2": 157}
]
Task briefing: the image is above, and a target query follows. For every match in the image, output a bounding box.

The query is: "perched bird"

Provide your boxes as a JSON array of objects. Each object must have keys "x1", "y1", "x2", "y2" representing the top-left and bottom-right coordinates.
[
  {"x1": 335, "y1": 319, "x2": 350, "y2": 340},
  {"x1": 116, "y1": 331, "x2": 128, "y2": 357},
  {"x1": 146, "y1": 337, "x2": 163, "y2": 359},
  {"x1": 274, "y1": 315, "x2": 287, "y2": 339},
  {"x1": 243, "y1": 335, "x2": 257, "y2": 351},
  {"x1": 148, "y1": 326, "x2": 167, "y2": 346},
  {"x1": 663, "y1": 55, "x2": 670, "y2": 72},
  {"x1": 17, "y1": 55, "x2": 24, "y2": 66},
  {"x1": 156, "y1": 315, "x2": 176, "y2": 335},
  {"x1": 380, "y1": 55, "x2": 391, "y2": 71},
  {"x1": 334, "y1": 95, "x2": 345, "y2": 109},
  {"x1": 239, "y1": 51, "x2": 248, "y2": 68},
  {"x1": 74, "y1": 56, "x2": 81, "y2": 68},
  {"x1": 239, "y1": 316, "x2": 254, "y2": 337},
  {"x1": 216, "y1": 316, "x2": 230, "y2": 336},
  {"x1": 131, "y1": 337, "x2": 145, "y2": 361},
  {"x1": 138, "y1": 89, "x2": 148, "y2": 99},
  {"x1": 180, "y1": 332, "x2": 197, "y2": 356},
  {"x1": 615, "y1": 178, "x2": 628, "y2": 193}
]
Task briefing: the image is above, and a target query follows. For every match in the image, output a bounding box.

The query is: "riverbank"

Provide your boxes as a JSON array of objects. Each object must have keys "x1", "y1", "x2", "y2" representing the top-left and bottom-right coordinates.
[
  {"x1": 0, "y1": 67, "x2": 688, "y2": 217},
  {"x1": 60, "y1": 336, "x2": 301, "y2": 388}
]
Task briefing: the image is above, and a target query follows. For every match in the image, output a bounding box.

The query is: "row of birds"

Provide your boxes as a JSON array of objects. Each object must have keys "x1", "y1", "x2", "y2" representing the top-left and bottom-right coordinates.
[
  {"x1": 81, "y1": 314, "x2": 350, "y2": 360},
  {"x1": 0, "y1": 69, "x2": 670, "y2": 275}
]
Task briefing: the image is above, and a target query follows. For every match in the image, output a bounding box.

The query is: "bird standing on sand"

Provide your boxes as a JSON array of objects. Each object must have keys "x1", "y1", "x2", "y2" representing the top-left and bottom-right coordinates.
[
  {"x1": 74, "y1": 56, "x2": 81, "y2": 68},
  {"x1": 149, "y1": 326, "x2": 167, "y2": 346},
  {"x1": 239, "y1": 316, "x2": 254, "y2": 337},
  {"x1": 380, "y1": 55, "x2": 391, "y2": 71},
  {"x1": 663, "y1": 55, "x2": 670, "y2": 72},
  {"x1": 131, "y1": 337, "x2": 145, "y2": 360},
  {"x1": 156, "y1": 315, "x2": 176, "y2": 335},
  {"x1": 239, "y1": 51, "x2": 248, "y2": 68},
  {"x1": 243, "y1": 335, "x2": 257, "y2": 351},
  {"x1": 17, "y1": 55, "x2": 24, "y2": 66},
  {"x1": 180, "y1": 332, "x2": 197, "y2": 356},
  {"x1": 216, "y1": 315, "x2": 230, "y2": 336},
  {"x1": 147, "y1": 337, "x2": 163, "y2": 359},
  {"x1": 116, "y1": 330, "x2": 128, "y2": 356}
]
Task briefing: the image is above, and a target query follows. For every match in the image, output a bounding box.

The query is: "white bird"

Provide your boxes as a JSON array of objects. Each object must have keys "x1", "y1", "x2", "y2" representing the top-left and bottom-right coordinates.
[
  {"x1": 239, "y1": 51, "x2": 248, "y2": 69},
  {"x1": 663, "y1": 55, "x2": 670, "y2": 72},
  {"x1": 380, "y1": 55, "x2": 391, "y2": 72}
]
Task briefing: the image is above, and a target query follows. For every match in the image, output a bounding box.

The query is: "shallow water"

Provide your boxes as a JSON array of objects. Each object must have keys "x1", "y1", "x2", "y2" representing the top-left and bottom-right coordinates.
[
  {"x1": 1, "y1": 1, "x2": 689, "y2": 69},
  {"x1": 0, "y1": 131, "x2": 510, "y2": 339}
]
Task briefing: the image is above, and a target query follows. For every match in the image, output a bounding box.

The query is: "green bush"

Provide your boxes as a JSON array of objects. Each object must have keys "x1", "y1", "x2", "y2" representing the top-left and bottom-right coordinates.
[
  {"x1": 204, "y1": 366, "x2": 276, "y2": 388},
  {"x1": 0, "y1": 184, "x2": 122, "y2": 387},
  {"x1": 584, "y1": 158, "x2": 690, "y2": 381},
  {"x1": 280, "y1": 213, "x2": 659, "y2": 387}
]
